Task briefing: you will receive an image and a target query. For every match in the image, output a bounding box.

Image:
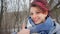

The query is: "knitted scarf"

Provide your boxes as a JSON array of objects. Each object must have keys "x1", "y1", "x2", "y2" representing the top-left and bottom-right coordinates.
[{"x1": 27, "y1": 16, "x2": 55, "y2": 34}]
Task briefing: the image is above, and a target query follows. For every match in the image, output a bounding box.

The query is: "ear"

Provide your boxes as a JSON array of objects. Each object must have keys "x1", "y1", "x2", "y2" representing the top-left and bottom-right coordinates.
[{"x1": 44, "y1": 11, "x2": 48, "y2": 16}]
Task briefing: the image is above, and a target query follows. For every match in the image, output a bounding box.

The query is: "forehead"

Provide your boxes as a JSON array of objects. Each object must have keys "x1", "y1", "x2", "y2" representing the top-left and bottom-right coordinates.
[{"x1": 30, "y1": 7, "x2": 43, "y2": 12}]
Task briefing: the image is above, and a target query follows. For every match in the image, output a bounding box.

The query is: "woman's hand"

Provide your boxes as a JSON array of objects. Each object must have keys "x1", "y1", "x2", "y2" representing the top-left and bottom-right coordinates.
[{"x1": 17, "y1": 23, "x2": 30, "y2": 34}]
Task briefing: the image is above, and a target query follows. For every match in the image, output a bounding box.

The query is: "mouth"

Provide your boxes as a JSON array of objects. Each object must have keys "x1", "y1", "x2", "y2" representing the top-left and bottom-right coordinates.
[
  {"x1": 33, "y1": 18, "x2": 40, "y2": 23},
  {"x1": 33, "y1": 19, "x2": 38, "y2": 22}
]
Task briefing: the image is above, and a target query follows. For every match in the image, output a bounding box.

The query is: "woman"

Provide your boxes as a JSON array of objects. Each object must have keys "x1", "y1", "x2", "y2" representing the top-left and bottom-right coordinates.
[{"x1": 17, "y1": 0, "x2": 60, "y2": 34}]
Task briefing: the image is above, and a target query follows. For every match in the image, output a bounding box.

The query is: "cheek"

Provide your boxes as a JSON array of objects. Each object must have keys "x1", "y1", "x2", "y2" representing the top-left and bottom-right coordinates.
[
  {"x1": 30, "y1": 15, "x2": 33, "y2": 19},
  {"x1": 38, "y1": 14, "x2": 46, "y2": 19}
]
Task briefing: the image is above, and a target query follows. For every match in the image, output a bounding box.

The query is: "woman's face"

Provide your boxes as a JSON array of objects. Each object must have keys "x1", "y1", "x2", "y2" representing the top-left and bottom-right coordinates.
[{"x1": 30, "y1": 7, "x2": 48, "y2": 24}]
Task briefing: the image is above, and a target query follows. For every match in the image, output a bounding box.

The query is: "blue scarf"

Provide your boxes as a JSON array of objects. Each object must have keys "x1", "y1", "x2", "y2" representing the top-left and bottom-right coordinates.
[{"x1": 28, "y1": 16, "x2": 55, "y2": 34}]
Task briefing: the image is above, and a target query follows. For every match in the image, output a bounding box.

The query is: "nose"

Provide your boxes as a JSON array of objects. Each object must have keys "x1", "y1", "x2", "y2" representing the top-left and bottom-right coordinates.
[{"x1": 32, "y1": 14, "x2": 37, "y2": 19}]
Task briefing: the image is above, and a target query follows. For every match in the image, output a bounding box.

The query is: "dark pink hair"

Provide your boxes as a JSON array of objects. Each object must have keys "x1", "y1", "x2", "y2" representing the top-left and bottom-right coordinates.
[
  {"x1": 31, "y1": 0, "x2": 49, "y2": 11},
  {"x1": 31, "y1": 0, "x2": 50, "y2": 18}
]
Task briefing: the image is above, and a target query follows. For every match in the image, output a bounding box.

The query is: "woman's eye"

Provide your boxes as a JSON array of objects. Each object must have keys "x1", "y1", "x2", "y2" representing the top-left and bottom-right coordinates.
[
  {"x1": 36, "y1": 12, "x2": 41, "y2": 14},
  {"x1": 30, "y1": 13, "x2": 33, "y2": 15}
]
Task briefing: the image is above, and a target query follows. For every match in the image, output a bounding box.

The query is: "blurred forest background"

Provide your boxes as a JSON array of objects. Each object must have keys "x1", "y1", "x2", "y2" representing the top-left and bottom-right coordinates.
[{"x1": 0, "y1": 0, "x2": 60, "y2": 34}]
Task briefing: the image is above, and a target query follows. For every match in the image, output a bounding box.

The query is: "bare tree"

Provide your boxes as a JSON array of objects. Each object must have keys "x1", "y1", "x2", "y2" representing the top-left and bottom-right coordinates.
[{"x1": 0, "y1": 0, "x2": 4, "y2": 34}]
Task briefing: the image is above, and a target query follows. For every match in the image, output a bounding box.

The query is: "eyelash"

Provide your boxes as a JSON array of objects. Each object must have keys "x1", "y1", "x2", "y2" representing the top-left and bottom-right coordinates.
[
  {"x1": 30, "y1": 12, "x2": 41, "y2": 15},
  {"x1": 30, "y1": 13, "x2": 33, "y2": 15},
  {"x1": 36, "y1": 12, "x2": 41, "y2": 14}
]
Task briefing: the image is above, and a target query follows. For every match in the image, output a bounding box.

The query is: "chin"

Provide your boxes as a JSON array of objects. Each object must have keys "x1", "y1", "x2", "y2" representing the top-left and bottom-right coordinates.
[{"x1": 34, "y1": 21, "x2": 42, "y2": 25}]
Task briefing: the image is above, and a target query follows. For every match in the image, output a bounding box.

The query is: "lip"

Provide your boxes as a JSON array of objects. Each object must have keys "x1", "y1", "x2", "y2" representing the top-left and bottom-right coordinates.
[
  {"x1": 33, "y1": 18, "x2": 39, "y2": 22},
  {"x1": 33, "y1": 20, "x2": 38, "y2": 22}
]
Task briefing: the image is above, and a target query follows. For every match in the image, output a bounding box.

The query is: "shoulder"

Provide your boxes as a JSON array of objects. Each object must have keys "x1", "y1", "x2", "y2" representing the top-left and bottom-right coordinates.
[
  {"x1": 54, "y1": 22, "x2": 60, "y2": 34},
  {"x1": 54, "y1": 21, "x2": 60, "y2": 31},
  {"x1": 49, "y1": 21, "x2": 60, "y2": 34}
]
